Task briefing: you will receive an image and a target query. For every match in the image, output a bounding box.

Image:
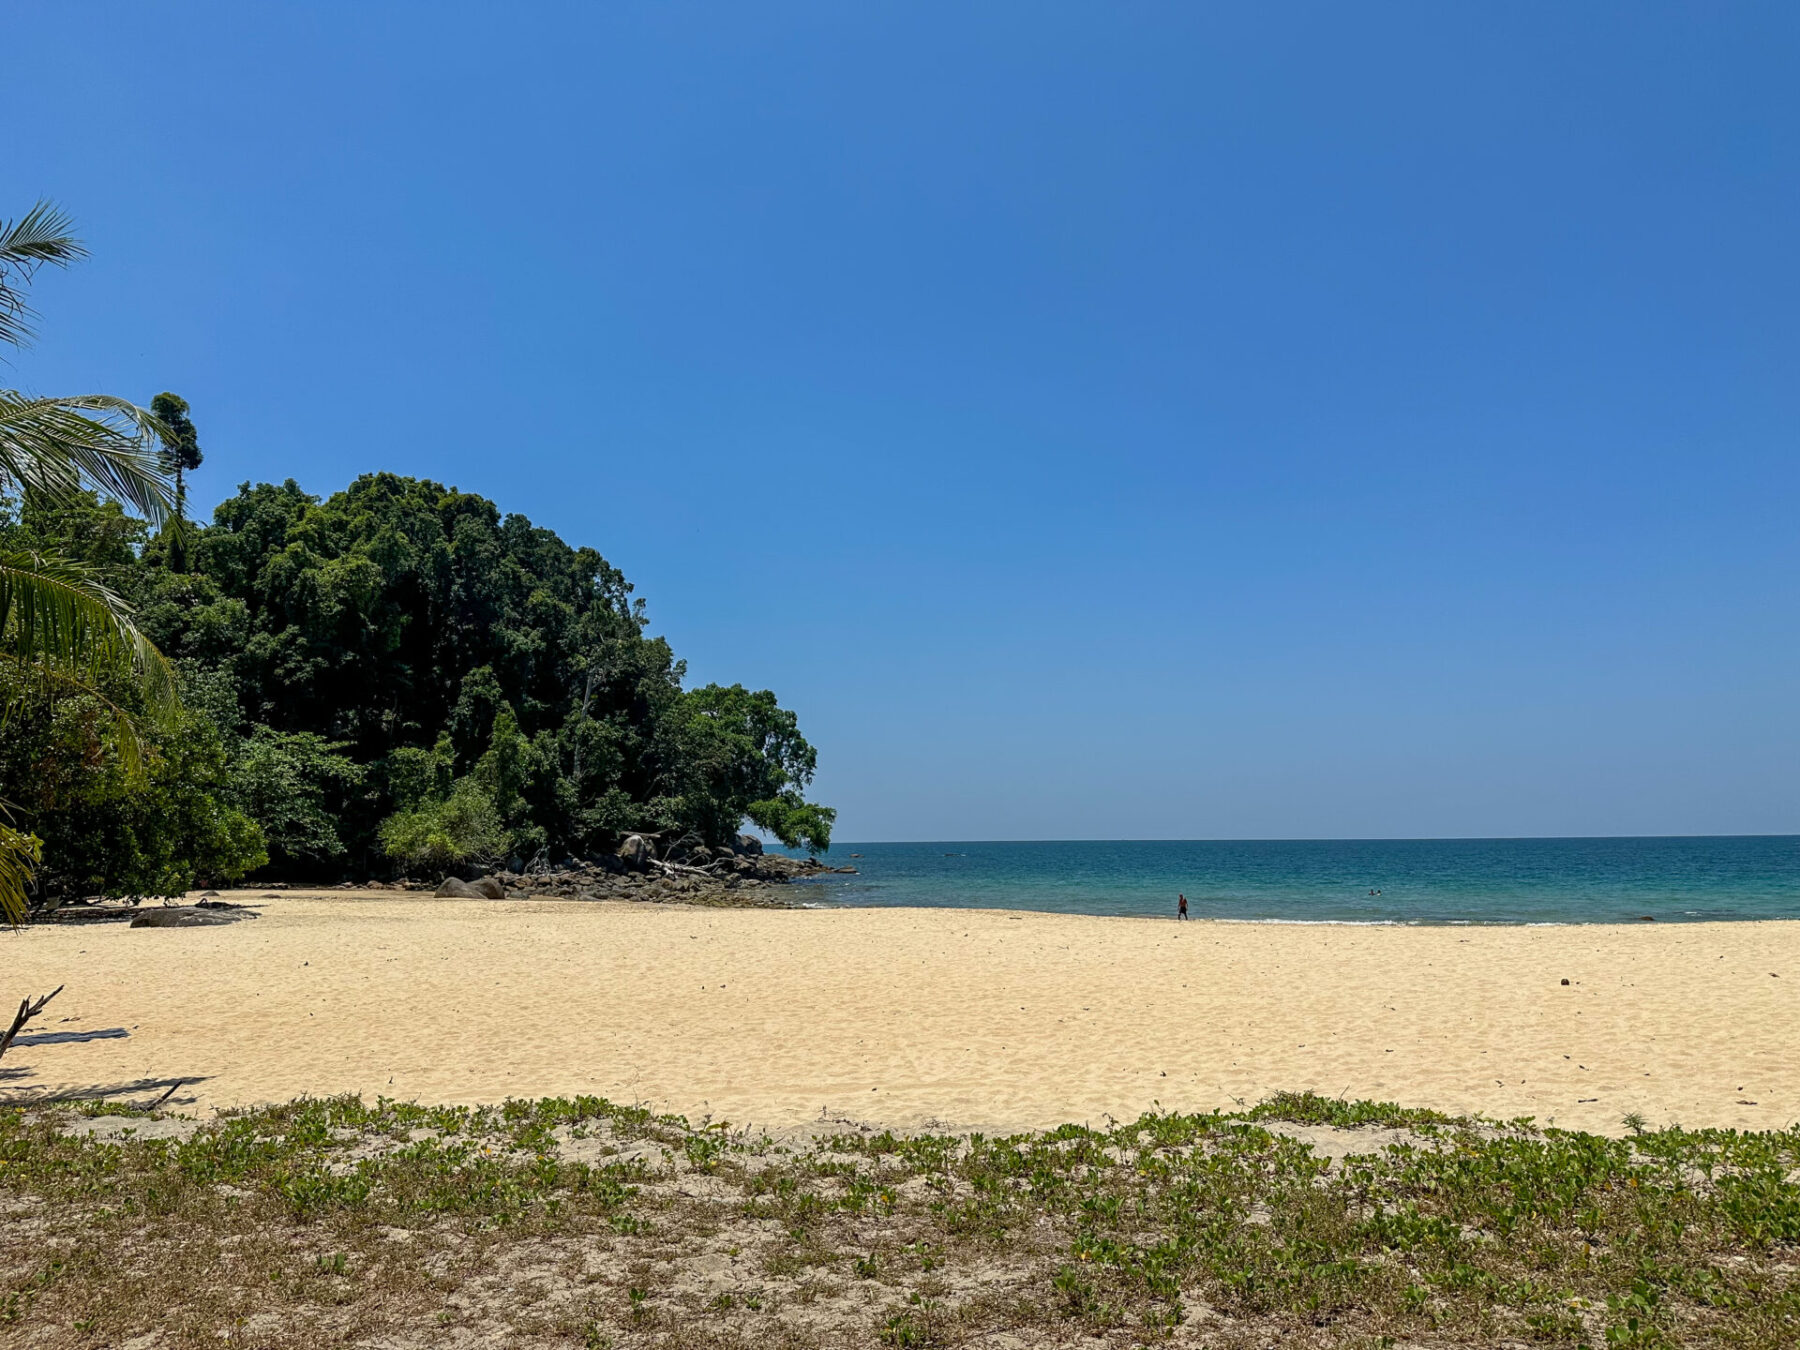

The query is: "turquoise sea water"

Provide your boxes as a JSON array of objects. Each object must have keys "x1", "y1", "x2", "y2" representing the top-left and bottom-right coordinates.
[{"x1": 781, "y1": 837, "x2": 1800, "y2": 924}]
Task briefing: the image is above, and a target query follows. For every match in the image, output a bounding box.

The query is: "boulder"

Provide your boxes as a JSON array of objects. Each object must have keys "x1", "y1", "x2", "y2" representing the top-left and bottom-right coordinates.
[
  {"x1": 734, "y1": 833, "x2": 764, "y2": 857},
  {"x1": 616, "y1": 834, "x2": 654, "y2": 870},
  {"x1": 131, "y1": 906, "x2": 255, "y2": 928},
  {"x1": 431, "y1": 875, "x2": 508, "y2": 899}
]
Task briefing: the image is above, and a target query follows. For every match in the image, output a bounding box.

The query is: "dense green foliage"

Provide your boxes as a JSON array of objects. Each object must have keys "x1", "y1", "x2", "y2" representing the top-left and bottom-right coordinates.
[
  {"x1": 0, "y1": 471, "x2": 832, "y2": 899},
  {"x1": 0, "y1": 658, "x2": 266, "y2": 897}
]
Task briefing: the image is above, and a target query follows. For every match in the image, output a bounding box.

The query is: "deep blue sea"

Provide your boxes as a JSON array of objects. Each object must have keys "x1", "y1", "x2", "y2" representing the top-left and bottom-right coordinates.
[{"x1": 779, "y1": 837, "x2": 1800, "y2": 924}]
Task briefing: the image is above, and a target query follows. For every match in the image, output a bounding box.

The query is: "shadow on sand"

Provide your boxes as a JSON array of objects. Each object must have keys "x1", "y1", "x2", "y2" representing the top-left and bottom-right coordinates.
[
  {"x1": 11, "y1": 1027, "x2": 131, "y2": 1047},
  {"x1": 0, "y1": 1071, "x2": 212, "y2": 1110}
]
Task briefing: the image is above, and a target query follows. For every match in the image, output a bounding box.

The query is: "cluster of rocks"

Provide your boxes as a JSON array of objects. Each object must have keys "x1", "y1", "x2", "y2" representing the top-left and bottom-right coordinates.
[
  {"x1": 421, "y1": 833, "x2": 854, "y2": 908},
  {"x1": 31, "y1": 837, "x2": 855, "y2": 923}
]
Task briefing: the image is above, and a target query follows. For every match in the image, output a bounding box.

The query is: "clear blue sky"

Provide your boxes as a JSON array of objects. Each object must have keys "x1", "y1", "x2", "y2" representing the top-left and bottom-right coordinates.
[{"x1": 8, "y1": 3, "x2": 1797, "y2": 840}]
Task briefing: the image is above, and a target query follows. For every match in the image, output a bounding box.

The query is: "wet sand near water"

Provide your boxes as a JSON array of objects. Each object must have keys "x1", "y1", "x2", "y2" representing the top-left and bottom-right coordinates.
[{"x1": 3, "y1": 892, "x2": 1795, "y2": 1136}]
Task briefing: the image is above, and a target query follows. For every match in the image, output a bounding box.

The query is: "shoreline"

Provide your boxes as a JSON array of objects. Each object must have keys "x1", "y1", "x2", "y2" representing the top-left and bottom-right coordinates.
[
  {"x1": 5, "y1": 889, "x2": 1796, "y2": 1137},
  {"x1": 792, "y1": 898, "x2": 1792, "y2": 927},
  {"x1": 45, "y1": 884, "x2": 1800, "y2": 930}
]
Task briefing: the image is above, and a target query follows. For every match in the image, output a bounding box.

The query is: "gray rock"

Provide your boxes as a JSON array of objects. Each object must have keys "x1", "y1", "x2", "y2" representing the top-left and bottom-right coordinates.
[
  {"x1": 434, "y1": 875, "x2": 507, "y2": 899},
  {"x1": 130, "y1": 906, "x2": 255, "y2": 928},
  {"x1": 735, "y1": 833, "x2": 764, "y2": 857},
  {"x1": 616, "y1": 834, "x2": 654, "y2": 870}
]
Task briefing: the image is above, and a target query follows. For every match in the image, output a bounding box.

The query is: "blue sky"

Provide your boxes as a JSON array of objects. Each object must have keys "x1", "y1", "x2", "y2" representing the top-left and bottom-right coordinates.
[{"x1": 8, "y1": 3, "x2": 1797, "y2": 840}]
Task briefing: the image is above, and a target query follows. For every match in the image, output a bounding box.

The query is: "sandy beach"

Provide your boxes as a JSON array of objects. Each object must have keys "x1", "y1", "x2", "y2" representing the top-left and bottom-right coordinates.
[{"x1": 3, "y1": 892, "x2": 1795, "y2": 1136}]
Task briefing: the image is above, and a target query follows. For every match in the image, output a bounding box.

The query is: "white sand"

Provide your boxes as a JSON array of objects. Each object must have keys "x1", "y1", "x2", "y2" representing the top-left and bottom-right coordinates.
[{"x1": 3, "y1": 893, "x2": 1795, "y2": 1135}]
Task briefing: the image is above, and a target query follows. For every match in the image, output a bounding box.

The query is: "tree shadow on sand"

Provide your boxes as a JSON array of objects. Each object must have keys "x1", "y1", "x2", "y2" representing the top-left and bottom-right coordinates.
[
  {"x1": 0, "y1": 1070, "x2": 212, "y2": 1110},
  {"x1": 10, "y1": 1026, "x2": 131, "y2": 1047}
]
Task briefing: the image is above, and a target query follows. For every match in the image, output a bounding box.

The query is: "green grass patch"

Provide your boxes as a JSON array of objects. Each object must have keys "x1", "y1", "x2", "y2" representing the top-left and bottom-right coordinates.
[{"x1": 0, "y1": 1093, "x2": 1796, "y2": 1346}]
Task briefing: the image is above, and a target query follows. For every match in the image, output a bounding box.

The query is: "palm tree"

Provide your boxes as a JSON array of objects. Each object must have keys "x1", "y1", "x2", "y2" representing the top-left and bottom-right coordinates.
[{"x1": 0, "y1": 200, "x2": 180, "y2": 922}]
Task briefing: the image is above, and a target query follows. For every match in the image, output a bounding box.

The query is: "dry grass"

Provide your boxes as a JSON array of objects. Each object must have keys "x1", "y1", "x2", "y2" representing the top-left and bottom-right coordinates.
[{"x1": 0, "y1": 1091, "x2": 1796, "y2": 1347}]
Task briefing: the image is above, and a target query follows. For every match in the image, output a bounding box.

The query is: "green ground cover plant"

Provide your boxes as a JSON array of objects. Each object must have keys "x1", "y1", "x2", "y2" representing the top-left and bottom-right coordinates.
[{"x1": 0, "y1": 1091, "x2": 1794, "y2": 1346}]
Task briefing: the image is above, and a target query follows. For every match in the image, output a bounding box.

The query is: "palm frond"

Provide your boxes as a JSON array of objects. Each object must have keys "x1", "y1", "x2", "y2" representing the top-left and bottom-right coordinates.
[
  {"x1": 0, "y1": 816, "x2": 42, "y2": 926},
  {"x1": 2, "y1": 655, "x2": 163, "y2": 778},
  {"x1": 0, "y1": 547, "x2": 175, "y2": 713},
  {"x1": 0, "y1": 200, "x2": 86, "y2": 352},
  {"x1": 0, "y1": 201, "x2": 86, "y2": 269},
  {"x1": 0, "y1": 391, "x2": 177, "y2": 524}
]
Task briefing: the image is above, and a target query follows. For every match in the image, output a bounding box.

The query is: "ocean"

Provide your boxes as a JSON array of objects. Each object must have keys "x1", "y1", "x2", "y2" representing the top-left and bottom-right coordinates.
[{"x1": 779, "y1": 836, "x2": 1800, "y2": 924}]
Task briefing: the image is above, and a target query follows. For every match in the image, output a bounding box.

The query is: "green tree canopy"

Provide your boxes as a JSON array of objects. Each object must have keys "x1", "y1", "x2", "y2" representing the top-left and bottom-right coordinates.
[
  {"x1": 149, "y1": 393, "x2": 202, "y2": 502},
  {"x1": 2, "y1": 471, "x2": 832, "y2": 888}
]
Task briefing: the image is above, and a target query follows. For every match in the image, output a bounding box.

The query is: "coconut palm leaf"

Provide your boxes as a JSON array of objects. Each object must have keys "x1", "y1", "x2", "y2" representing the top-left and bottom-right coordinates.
[
  {"x1": 5, "y1": 658, "x2": 163, "y2": 792},
  {"x1": 0, "y1": 201, "x2": 176, "y2": 522},
  {"x1": 0, "y1": 200, "x2": 87, "y2": 352},
  {"x1": 0, "y1": 547, "x2": 175, "y2": 711},
  {"x1": 0, "y1": 392, "x2": 176, "y2": 525},
  {"x1": 0, "y1": 200, "x2": 86, "y2": 271},
  {"x1": 0, "y1": 816, "x2": 42, "y2": 926}
]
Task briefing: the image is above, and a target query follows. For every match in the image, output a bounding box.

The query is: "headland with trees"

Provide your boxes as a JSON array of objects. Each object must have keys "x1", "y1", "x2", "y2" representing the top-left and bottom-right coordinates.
[{"x1": 0, "y1": 201, "x2": 834, "y2": 919}]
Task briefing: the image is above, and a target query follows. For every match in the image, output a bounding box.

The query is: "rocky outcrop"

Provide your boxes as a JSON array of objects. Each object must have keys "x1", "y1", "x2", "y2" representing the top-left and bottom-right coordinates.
[{"x1": 402, "y1": 849, "x2": 854, "y2": 909}]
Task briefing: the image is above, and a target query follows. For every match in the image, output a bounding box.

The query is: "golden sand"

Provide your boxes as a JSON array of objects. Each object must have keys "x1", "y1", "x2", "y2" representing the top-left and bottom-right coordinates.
[{"x1": 3, "y1": 892, "x2": 1795, "y2": 1136}]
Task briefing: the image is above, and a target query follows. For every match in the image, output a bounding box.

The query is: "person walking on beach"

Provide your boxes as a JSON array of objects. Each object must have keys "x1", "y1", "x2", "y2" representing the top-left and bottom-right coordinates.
[{"x1": 1177, "y1": 893, "x2": 1188, "y2": 920}]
